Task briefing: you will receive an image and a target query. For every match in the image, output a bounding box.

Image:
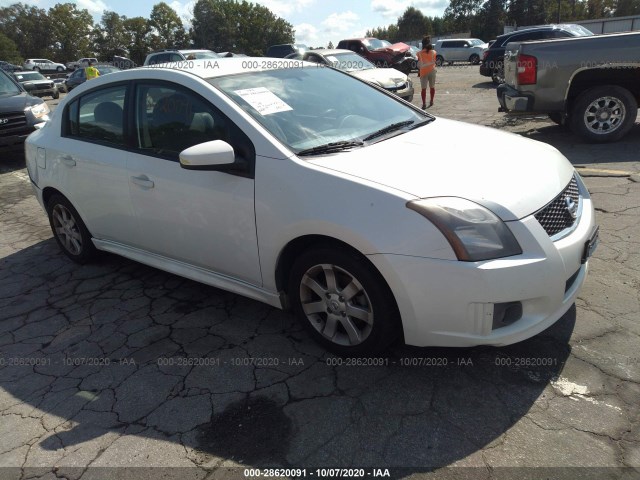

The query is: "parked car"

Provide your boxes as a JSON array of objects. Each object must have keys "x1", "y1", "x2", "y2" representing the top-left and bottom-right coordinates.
[
  {"x1": 337, "y1": 38, "x2": 414, "y2": 74},
  {"x1": 23, "y1": 58, "x2": 66, "y2": 73},
  {"x1": 287, "y1": 49, "x2": 414, "y2": 102},
  {"x1": 112, "y1": 56, "x2": 137, "y2": 69},
  {"x1": 25, "y1": 58, "x2": 598, "y2": 354},
  {"x1": 66, "y1": 57, "x2": 99, "y2": 71},
  {"x1": 65, "y1": 65, "x2": 121, "y2": 91},
  {"x1": 498, "y1": 31, "x2": 640, "y2": 143},
  {"x1": 12, "y1": 71, "x2": 59, "y2": 99},
  {"x1": 433, "y1": 38, "x2": 487, "y2": 65},
  {"x1": 0, "y1": 60, "x2": 21, "y2": 72},
  {"x1": 0, "y1": 68, "x2": 49, "y2": 153},
  {"x1": 480, "y1": 24, "x2": 593, "y2": 84},
  {"x1": 53, "y1": 77, "x2": 68, "y2": 94},
  {"x1": 143, "y1": 49, "x2": 220, "y2": 66},
  {"x1": 266, "y1": 44, "x2": 308, "y2": 58}
]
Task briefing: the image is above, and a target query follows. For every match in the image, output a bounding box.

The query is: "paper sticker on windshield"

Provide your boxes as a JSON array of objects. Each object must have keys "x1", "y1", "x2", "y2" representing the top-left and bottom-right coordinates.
[{"x1": 234, "y1": 87, "x2": 292, "y2": 115}]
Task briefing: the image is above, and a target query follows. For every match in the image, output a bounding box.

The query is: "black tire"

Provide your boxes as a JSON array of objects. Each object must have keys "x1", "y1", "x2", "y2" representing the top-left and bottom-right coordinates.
[
  {"x1": 570, "y1": 85, "x2": 638, "y2": 143},
  {"x1": 288, "y1": 247, "x2": 401, "y2": 355},
  {"x1": 53, "y1": 90, "x2": 60, "y2": 99},
  {"x1": 469, "y1": 54, "x2": 480, "y2": 65},
  {"x1": 34, "y1": 67, "x2": 40, "y2": 73},
  {"x1": 435, "y1": 56, "x2": 444, "y2": 67},
  {"x1": 46, "y1": 194, "x2": 97, "y2": 264},
  {"x1": 491, "y1": 61, "x2": 504, "y2": 85},
  {"x1": 56, "y1": 66, "x2": 64, "y2": 72}
]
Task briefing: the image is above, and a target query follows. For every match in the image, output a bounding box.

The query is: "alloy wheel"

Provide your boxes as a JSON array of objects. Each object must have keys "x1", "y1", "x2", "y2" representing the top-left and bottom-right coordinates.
[
  {"x1": 582, "y1": 96, "x2": 625, "y2": 135},
  {"x1": 52, "y1": 204, "x2": 83, "y2": 255}
]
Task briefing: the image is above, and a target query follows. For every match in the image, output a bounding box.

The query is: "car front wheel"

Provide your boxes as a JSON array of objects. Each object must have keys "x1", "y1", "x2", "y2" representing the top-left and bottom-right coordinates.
[
  {"x1": 56, "y1": 66, "x2": 64, "y2": 72},
  {"x1": 53, "y1": 90, "x2": 60, "y2": 99},
  {"x1": 469, "y1": 54, "x2": 480, "y2": 64},
  {"x1": 47, "y1": 194, "x2": 97, "y2": 264},
  {"x1": 288, "y1": 248, "x2": 400, "y2": 355},
  {"x1": 570, "y1": 85, "x2": 638, "y2": 143}
]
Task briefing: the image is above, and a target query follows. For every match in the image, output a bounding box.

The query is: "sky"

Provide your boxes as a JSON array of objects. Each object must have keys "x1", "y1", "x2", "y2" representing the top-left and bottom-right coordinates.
[{"x1": 0, "y1": 0, "x2": 449, "y2": 48}]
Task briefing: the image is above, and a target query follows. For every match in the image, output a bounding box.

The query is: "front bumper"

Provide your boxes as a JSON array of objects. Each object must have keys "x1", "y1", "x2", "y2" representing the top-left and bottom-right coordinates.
[
  {"x1": 0, "y1": 132, "x2": 32, "y2": 151},
  {"x1": 367, "y1": 192, "x2": 597, "y2": 347},
  {"x1": 387, "y1": 81, "x2": 414, "y2": 102}
]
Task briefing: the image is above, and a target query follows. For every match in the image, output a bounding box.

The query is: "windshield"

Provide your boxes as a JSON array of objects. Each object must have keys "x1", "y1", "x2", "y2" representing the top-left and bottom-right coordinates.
[
  {"x1": 14, "y1": 72, "x2": 46, "y2": 81},
  {"x1": 208, "y1": 67, "x2": 428, "y2": 153},
  {"x1": 0, "y1": 71, "x2": 21, "y2": 95},
  {"x1": 96, "y1": 67, "x2": 121, "y2": 74},
  {"x1": 324, "y1": 52, "x2": 375, "y2": 72},
  {"x1": 190, "y1": 51, "x2": 220, "y2": 59},
  {"x1": 363, "y1": 39, "x2": 387, "y2": 50},
  {"x1": 565, "y1": 25, "x2": 594, "y2": 36},
  {"x1": 469, "y1": 39, "x2": 485, "y2": 45}
]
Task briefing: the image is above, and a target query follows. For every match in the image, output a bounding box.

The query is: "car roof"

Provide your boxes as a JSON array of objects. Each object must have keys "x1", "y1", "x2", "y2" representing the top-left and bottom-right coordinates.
[
  {"x1": 305, "y1": 49, "x2": 356, "y2": 56},
  {"x1": 496, "y1": 24, "x2": 583, "y2": 40}
]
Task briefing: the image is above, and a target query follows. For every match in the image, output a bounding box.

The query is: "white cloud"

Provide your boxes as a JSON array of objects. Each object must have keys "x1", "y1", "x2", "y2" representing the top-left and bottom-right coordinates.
[
  {"x1": 257, "y1": 0, "x2": 315, "y2": 18},
  {"x1": 76, "y1": 0, "x2": 109, "y2": 15},
  {"x1": 169, "y1": 0, "x2": 195, "y2": 24},
  {"x1": 293, "y1": 23, "x2": 319, "y2": 46},
  {"x1": 321, "y1": 11, "x2": 359, "y2": 33},
  {"x1": 371, "y1": 0, "x2": 448, "y2": 19}
]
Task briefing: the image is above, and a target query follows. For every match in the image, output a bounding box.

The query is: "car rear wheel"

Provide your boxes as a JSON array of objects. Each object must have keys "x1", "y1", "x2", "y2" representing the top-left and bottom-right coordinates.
[
  {"x1": 53, "y1": 90, "x2": 60, "y2": 99},
  {"x1": 288, "y1": 248, "x2": 400, "y2": 355},
  {"x1": 570, "y1": 86, "x2": 637, "y2": 143},
  {"x1": 34, "y1": 67, "x2": 40, "y2": 72},
  {"x1": 56, "y1": 66, "x2": 64, "y2": 72},
  {"x1": 469, "y1": 54, "x2": 480, "y2": 64},
  {"x1": 435, "y1": 56, "x2": 444, "y2": 67},
  {"x1": 47, "y1": 194, "x2": 97, "y2": 264}
]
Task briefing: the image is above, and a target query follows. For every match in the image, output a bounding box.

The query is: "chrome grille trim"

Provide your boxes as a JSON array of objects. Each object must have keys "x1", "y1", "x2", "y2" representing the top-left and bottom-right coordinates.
[
  {"x1": 0, "y1": 111, "x2": 28, "y2": 136},
  {"x1": 534, "y1": 176, "x2": 580, "y2": 238}
]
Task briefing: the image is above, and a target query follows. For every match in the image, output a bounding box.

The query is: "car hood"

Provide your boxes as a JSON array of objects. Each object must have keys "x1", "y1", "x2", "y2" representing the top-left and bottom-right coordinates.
[
  {"x1": 305, "y1": 118, "x2": 575, "y2": 221},
  {"x1": 373, "y1": 42, "x2": 410, "y2": 54},
  {"x1": 0, "y1": 92, "x2": 38, "y2": 113},
  {"x1": 351, "y1": 68, "x2": 409, "y2": 88}
]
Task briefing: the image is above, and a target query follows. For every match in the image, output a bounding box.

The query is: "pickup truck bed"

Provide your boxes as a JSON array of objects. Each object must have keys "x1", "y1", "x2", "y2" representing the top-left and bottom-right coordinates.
[{"x1": 497, "y1": 31, "x2": 640, "y2": 142}]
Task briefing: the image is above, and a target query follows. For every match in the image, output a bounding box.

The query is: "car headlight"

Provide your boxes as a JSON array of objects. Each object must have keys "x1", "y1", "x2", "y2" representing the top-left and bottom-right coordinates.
[
  {"x1": 26, "y1": 103, "x2": 50, "y2": 119},
  {"x1": 407, "y1": 197, "x2": 522, "y2": 261}
]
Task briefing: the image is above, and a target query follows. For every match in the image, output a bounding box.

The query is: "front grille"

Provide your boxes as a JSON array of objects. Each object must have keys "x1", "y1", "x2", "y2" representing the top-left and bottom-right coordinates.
[
  {"x1": 0, "y1": 111, "x2": 28, "y2": 136},
  {"x1": 534, "y1": 176, "x2": 580, "y2": 237}
]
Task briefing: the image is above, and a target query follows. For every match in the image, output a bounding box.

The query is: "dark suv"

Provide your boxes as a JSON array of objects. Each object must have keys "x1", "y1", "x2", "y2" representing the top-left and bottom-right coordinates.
[
  {"x1": 266, "y1": 44, "x2": 308, "y2": 58},
  {"x1": 0, "y1": 69, "x2": 49, "y2": 154},
  {"x1": 480, "y1": 24, "x2": 593, "y2": 84}
]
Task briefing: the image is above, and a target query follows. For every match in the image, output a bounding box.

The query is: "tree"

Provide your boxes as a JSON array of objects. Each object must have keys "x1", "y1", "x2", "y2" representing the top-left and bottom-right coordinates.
[
  {"x1": 615, "y1": 0, "x2": 640, "y2": 15},
  {"x1": 0, "y1": 3, "x2": 52, "y2": 59},
  {"x1": 444, "y1": 0, "x2": 484, "y2": 32},
  {"x1": 48, "y1": 3, "x2": 94, "y2": 62},
  {"x1": 149, "y1": 2, "x2": 189, "y2": 49},
  {"x1": 191, "y1": 0, "x2": 293, "y2": 55},
  {"x1": 397, "y1": 7, "x2": 430, "y2": 41},
  {"x1": 327, "y1": 41, "x2": 334, "y2": 49},
  {"x1": 123, "y1": 16, "x2": 152, "y2": 65},
  {"x1": 0, "y1": 32, "x2": 21, "y2": 63},
  {"x1": 93, "y1": 11, "x2": 129, "y2": 60}
]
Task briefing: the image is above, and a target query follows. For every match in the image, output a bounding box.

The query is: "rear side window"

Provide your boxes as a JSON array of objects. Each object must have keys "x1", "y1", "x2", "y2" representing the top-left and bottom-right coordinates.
[{"x1": 64, "y1": 85, "x2": 127, "y2": 145}]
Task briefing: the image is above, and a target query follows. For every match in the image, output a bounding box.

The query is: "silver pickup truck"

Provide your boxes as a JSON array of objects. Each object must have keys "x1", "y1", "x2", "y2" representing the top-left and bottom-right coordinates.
[{"x1": 497, "y1": 31, "x2": 640, "y2": 143}]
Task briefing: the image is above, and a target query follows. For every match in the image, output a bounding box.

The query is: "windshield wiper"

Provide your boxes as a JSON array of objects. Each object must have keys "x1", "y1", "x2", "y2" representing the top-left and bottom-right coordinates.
[
  {"x1": 408, "y1": 118, "x2": 435, "y2": 130},
  {"x1": 297, "y1": 140, "x2": 364, "y2": 156},
  {"x1": 363, "y1": 120, "x2": 414, "y2": 141}
]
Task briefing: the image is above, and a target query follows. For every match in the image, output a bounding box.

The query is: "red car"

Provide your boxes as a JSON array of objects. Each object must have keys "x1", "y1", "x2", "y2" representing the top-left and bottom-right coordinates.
[{"x1": 336, "y1": 38, "x2": 414, "y2": 74}]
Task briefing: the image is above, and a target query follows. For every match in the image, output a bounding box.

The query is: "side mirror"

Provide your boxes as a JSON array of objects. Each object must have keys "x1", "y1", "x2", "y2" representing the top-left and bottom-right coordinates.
[{"x1": 179, "y1": 140, "x2": 247, "y2": 173}]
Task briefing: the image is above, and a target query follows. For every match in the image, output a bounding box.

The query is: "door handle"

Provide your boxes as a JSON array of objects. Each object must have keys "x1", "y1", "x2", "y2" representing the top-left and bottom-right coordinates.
[
  {"x1": 61, "y1": 155, "x2": 76, "y2": 167},
  {"x1": 131, "y1": 175, "x2": 155, "y2": 189}
]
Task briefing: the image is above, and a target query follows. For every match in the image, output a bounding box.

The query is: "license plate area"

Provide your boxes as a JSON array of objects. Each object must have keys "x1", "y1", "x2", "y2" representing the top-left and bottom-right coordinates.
[{"x1": 582, "y1": 226, "x2": 599, "y2": 263}]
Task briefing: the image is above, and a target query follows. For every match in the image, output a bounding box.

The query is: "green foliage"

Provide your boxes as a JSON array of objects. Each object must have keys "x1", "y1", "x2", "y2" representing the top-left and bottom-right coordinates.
[
  {"x1": 327, "y1": 41, "x2": 334, "y2": 49},
  {"x1": 191, "y1": 0, "x2": 293, "y2": 55},
  {"x1": 0, "y1": 3, "x2": 52, "y2": 59},
  {"x1": 48, "y1": 3, "x2": 94, "y2": 62},
  {"x1": 397, "y1": 7, "x2": 432, "y2": 40},
  {"x1": 124, "y1": 16, "x2": 152, "y2": 65},
  {"x1": 0, "y1": 32, "x2": 21, "y2": 63},
  {"x1": 93, "y1": 11, "x2": 129, "y2": 60},
  {"x1": 616, "y1": 0, "x2": 640, "y2": 15},
  {"x1": 149, "y1": 2, "x2": 189, "y2": 49}
]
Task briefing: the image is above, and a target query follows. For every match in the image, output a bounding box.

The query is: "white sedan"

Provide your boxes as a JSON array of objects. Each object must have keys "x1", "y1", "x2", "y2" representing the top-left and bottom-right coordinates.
[{"x1": 25, "y1": 59, "x2": 598, "y2": 355}]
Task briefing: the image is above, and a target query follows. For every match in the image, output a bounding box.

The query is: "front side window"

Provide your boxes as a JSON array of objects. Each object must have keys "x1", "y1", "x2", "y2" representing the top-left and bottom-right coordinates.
[
  {"x1": 134, "y1": 83, "x2": 254, "y2": 162},
  {"x1": 66, "y1": 85, "x2": 126, "y2": 145}
]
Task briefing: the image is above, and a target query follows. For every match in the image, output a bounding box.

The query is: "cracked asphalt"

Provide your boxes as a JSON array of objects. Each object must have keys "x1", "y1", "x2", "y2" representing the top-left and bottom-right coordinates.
[{"x1": 1, "y1": 66, "x2": 639, "y2": 480}]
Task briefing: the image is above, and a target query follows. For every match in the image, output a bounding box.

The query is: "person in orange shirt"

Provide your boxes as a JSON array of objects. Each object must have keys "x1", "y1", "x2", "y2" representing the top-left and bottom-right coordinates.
[{"x1": 416, "y1": 36, "x2": 437, "y2": 108}]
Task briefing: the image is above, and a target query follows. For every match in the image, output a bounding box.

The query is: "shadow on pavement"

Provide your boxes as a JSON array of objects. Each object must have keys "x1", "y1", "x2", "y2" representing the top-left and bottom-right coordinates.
[{"x1": 0, "y1": 239, "x2": 577, "y2": 473}]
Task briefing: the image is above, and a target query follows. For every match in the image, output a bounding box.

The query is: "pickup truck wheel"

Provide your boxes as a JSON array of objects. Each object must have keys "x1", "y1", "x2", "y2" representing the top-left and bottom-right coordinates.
[
  {"x1": 571, "y1": 86, "x2": 638, "y2": 143},
  {"x1": 491, "y1": 61, "x2": 504, "y2": 85}
]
